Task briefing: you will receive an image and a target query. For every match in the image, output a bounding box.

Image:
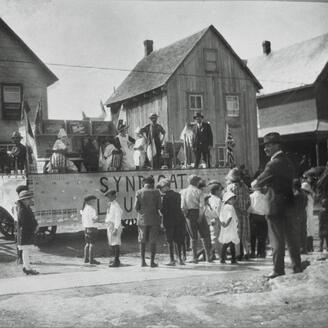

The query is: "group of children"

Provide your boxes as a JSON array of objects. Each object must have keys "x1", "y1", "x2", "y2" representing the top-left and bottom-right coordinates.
[{"x1": 79, "y1": 173, "x2": 328, "y2": 268}]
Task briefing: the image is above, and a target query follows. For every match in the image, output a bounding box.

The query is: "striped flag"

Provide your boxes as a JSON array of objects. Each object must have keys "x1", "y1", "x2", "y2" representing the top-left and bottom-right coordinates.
[
  {"x1": 34, "y1": 99, "x2": 43, "y2": 135},
  {"x1": 225, "y1": 124, "x2": 235, "y2": 167}
]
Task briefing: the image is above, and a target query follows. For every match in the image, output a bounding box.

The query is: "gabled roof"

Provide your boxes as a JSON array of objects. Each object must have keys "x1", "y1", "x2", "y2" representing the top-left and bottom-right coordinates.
[
  {"x1": 106, "y1": 25, "x2": 261, "y2": 106},
  {"x1": 248, "y1": 33, "x2": 328, "y2": 96},
  {"x1": 0, "y1": 17, "x2": 58, "y2": 86}
]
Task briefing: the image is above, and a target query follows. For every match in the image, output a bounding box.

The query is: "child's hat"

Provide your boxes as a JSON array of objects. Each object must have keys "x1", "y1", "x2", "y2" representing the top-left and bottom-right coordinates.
[
  {"x1": 222, "y1": 191, "x2": 236, "y2": 203},
  {"x1": 156, "y1": 178, "x2": 170, "y2": 189},
  {"x1": 84, "y1": 194, "x2": 97, "y2": 202},
  {"x1": 104, "y1": 189, "x2": 117, "y2": 198}
]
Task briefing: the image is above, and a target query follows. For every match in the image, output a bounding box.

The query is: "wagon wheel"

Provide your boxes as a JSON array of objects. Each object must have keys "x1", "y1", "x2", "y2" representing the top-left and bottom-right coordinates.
[
  {"x1": 0, "y1": 207, "x2": 15, "y2": 240},
  {"x1": 34, "y1": 226, "x2": 57, "y2": 245}
]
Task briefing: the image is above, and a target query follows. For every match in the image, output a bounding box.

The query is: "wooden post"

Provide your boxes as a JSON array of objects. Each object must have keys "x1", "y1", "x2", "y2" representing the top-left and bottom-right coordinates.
[
  {"x1": 171, "y1": 135, "x2": 176, "y2": 168},
  {"x1": 316, "y1": 142, "x2": 320, "y2": 167}
]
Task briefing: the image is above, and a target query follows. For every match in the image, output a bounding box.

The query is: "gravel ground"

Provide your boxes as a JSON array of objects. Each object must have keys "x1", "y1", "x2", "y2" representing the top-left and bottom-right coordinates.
[{"x1": 1, "y1": 229, "x2": 328, "y2": 328}]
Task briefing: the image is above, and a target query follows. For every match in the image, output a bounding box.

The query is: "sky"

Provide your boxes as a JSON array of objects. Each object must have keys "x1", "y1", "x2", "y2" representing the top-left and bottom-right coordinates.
[{"x1": 1, "y1": 0, "x2": 328, "y2": 120}]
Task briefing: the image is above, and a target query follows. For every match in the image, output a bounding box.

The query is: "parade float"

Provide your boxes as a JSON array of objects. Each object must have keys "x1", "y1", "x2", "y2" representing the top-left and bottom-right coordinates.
[{"x1": 0, "y1": 118, "x2": 229, "y2": 241}]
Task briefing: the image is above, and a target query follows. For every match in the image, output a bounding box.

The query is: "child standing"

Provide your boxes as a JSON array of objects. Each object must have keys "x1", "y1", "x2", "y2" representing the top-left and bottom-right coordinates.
[
  {"x1": 219, "y1": 191, "x2": 240, "y2": 264},
  {"x1": 301, "y1": 182, "x2": 315, "y2": 252},
  {"x1": 80, "y1": 195, "x2": 100, "y2": 265},
  {"x1": 105, "y1": 190, "x2": 123, "y2": 267},
  {"x1": 248, "y1": 182, "x2": 270, "y2": 258},
  {"x1": 204, "y1": 183, "x2": 223, "y2": 261},
  {"x1": 319, "y1": 198, "x2": 328, "y2": 252}
]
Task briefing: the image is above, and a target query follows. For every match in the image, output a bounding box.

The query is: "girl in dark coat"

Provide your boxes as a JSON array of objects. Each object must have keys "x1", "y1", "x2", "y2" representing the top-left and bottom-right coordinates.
[{"x1": 16, "y1": 191, "x2": 39, "y2": 275}]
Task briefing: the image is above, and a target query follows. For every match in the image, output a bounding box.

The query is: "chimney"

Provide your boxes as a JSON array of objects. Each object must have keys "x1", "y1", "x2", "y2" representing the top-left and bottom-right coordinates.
[
  {"x1": 262, "y1": 40, "x2": 271, "y2": 55},
  {"x1": 144, "y1": 40, "x2": 153, "y2": 57}
]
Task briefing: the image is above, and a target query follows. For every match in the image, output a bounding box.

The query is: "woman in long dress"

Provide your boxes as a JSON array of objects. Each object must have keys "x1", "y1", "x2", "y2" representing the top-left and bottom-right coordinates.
[
  {"x1": 116, "y1": 125, "x2": 135, "y2": 170},
  {"x1": 225, "y1": 167, "x2": 251, "y2": 260}
]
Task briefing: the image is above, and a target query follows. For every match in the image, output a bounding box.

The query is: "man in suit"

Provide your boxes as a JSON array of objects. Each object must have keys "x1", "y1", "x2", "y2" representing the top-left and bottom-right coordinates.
[
  {"x1": 192, "y1": 112, "x2": 213, "y2": 168},
  {"x1": 253, "y1": 132, "x2": 303, "y2": 279},
  {"x1": 140, "y1": 113, "x2": 166, "y2": 169}
]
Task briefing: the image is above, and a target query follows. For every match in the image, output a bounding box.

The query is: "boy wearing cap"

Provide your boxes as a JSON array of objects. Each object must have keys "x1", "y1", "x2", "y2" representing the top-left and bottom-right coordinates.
[
  {"x1": 219, "y1": 192, "x2": 239, "y2": 264},
  {"x1": 105, "y1": 190, "x2": 123, "y2": 267},
  {"x1": 180, "y1": 174, "x2": 210, "y2": 263},
  {"x1": 157, "y1": 178, "x2": 185, "y2": 266},
  {"x1": 80, "y1": 195, "x2": 100, "y2": 265},
  {"x1": 16, "y1": 190, "x2": 39, "y2": 275},
  {"x1": 135, "y1": 176, "x2": 162, "y2": 267}
]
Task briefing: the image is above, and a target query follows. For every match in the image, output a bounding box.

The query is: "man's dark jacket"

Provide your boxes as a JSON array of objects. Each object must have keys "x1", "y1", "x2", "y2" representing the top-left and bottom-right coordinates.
[
  {"x1": 161, "y1": 190, "x2": 185, "y2": 227},
  {"x1": 255, "y1": 151, "x2": 295, "y2": 214},
  {"x1": 192, "y1": 122, "x2": 213, "y2": 150},
  {"x1": 17, "y1": 203, "x2": 38, "y2": 245}
]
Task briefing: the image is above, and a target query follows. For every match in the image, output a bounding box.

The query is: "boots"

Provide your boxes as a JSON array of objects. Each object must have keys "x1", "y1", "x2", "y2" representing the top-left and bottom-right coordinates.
[
  {"x1": 109, "y1": 245, "x2": 120, "y2": 267},
  {"x1": 220, "y1": 243, "x2": 227, "y2": 264},
  {"x1": 89, "y1": 244, "x2": 100, "y2": 265},
  {"x1": 166, "y1": 242, "x2": 176, "y2": 266},
  {"x1": 176, "y1": 243, "x2": 185, "y2": 265},
  {"x1": 84, "y1": 244, "x2": 89, "y2": 263},
  {"x1": 150, "y1": 243, "x2": 158, "y2": 268},
  {"x1": 140, "y1": 243, "x2": 148, "y2": 267}
]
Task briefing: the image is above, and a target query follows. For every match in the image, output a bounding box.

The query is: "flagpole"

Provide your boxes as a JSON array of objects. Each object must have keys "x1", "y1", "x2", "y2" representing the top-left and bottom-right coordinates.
[{"x1": 23, "y1": 97, "x2": 30, "y2": 175}]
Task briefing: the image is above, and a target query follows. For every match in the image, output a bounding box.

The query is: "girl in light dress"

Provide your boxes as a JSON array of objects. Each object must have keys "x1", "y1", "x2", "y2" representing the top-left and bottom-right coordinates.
[
  {"x1": 301, "y1": 182, "x2": 315, "y2": 252},
  {"x1": 219, "y1": 191, "x2": 240, "y2": 264}
]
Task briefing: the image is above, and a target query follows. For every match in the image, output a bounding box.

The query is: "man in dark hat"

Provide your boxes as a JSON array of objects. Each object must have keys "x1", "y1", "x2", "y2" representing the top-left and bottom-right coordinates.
[
  {"x1": 140, "y1": 113, "x2": 166, "y2": 169},
  {"x1": 8, "y1": 131, "x2": 27, "y2": 171},
  {"x1": 192, "y1": 112, "x2": 213, "y2": 168},
  {"x1": 253, "y1": 132, "x2": 304, "y2": 279}
]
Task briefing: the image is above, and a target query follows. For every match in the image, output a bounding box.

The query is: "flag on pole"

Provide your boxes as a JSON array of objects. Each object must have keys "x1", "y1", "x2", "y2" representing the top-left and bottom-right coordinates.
[
  {"x1": 20, "y1": 99, "x2": 37, "y2": 172},
  {"x1": 225, "y1": 123, "x2": 235, "y2": 167},
  {"x1": 34, "y1": 99, "x2": 43, "y2": 135}
]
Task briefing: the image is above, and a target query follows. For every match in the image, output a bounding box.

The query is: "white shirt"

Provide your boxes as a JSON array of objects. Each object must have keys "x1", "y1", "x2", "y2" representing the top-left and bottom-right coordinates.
[
  {"x1": 248, "y1": 190, "x2": 270, "y2": 216},
  {"x1": 81, "y1": 204, "x2": 98, "y2": 228},
  {"x1": 180, "y1": 185, "x2": 203, "y2": 211},
  {"x1": 204, "y1": 195, "x2": 222, "y2": 225},
  {"x1": 105, "y1": 200, "x2": 123, "y2": 230}
]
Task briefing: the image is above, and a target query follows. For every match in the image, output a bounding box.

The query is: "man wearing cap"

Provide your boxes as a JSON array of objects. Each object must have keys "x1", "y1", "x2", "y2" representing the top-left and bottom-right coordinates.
[
  {"x1": 135, "y1": 176, "x2": 162, "y2": 267},
  {"x1": 192, "y1": 112, "x2": 213, "y2": 168},
  {"x1": 140, "y1": 113, "x2": 166, "y2": 169},
  {"x1": 8, "y1": 131, "x2": 27, "y2": 171},
  {"x1": 253, "y1": 132, "x2": 303, "y2": 278}
]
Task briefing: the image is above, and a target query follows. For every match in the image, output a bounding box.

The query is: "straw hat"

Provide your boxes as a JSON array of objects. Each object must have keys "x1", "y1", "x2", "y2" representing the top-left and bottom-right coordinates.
[
  {"x1": 83, "y1": 194, "x2": 97, "y2": 202},
  {"x1": 222, "y1": 191, "x2": 236, "y2": 204},
  {"x1": 18, "y1": 190, "x2": 33, "y2": 201},
  {"x1": 149, "y1": 112, "x2": 159, "y2": 119},
  {"x1": 301, "y1": 182, "x2": 312, "y2": 194}
]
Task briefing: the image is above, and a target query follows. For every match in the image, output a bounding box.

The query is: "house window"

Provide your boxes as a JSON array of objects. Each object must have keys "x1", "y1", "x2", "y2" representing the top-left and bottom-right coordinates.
[
  {"x1": 1, "y1": 84, "x2": 22, "y2": 120},
  {"x1": 226, "y1": 95, "x2": 240, "y2": 117},
  {"x1": 204, "y1": 49, "x2": 217, "y2": 72},
  {"x1": 189, "y1": 94, "x2": 203, "y2": 111},
  {"x1": 216, "y1": 145, "x2": 226, "y2": 167}
]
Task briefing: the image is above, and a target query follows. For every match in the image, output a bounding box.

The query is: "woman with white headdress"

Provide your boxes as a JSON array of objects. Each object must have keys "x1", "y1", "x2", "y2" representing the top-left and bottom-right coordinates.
[
  {"x1": 133, "y1": 127, "x2": 146, "y2": 169},
  {"x1": 48, "y1": 128, "x2": 77, "y2": 173},
  {"x1": 116, "y1": 125, "x2": 135, "y2": 170}
]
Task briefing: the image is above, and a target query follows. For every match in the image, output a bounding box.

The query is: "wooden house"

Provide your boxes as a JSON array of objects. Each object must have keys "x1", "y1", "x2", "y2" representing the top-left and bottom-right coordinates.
[
  {"x1": 248, "y1": 35, "x2": 328, "y2": 168},
  {"x1": 105, "y1": 25, "x2": 262, "y2": 174},
  {"x1": 0, "y1": 17, "x2": 58, "y2": 143}
]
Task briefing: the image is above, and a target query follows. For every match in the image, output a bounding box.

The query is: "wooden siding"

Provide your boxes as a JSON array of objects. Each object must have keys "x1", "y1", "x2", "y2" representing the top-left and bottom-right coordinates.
[
  {"x1": 167, "y1": 28, "x2": 259, "y2": 173},
  {"x1": 315, "y1": 80, "x2": 328, "y2": 121},
  {"x1": 0, "y1": 25, "x2": 50, "y2": 142},
  {"x1": 122, "y1": 94, "x2": 168, "y2": 139}
]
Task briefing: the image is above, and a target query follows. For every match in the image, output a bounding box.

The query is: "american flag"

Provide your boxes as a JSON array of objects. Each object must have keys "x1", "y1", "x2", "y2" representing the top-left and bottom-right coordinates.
[{"x1": 225, "y1": 124, "x2": 235, "y2": 167}]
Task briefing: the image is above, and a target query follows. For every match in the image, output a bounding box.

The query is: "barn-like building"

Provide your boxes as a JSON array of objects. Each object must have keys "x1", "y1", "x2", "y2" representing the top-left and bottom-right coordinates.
[{"x1": 105, "y1": 25, "x2": 262, "y2": 174}]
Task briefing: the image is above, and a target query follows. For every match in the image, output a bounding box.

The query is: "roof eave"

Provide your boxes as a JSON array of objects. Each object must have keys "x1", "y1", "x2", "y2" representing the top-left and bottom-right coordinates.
[
  {"x1": 0, "y1": 17, "x2": 59, "y2": 85},
  {"x1": 257, "y1": 83, "x2": 314, "y2": 99}
]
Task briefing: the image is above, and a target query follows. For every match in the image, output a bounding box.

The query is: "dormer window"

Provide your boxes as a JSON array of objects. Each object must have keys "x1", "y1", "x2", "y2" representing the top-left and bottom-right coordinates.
[{"x1": 204, "y1": 49, "x2": 217, "y2": 72}]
